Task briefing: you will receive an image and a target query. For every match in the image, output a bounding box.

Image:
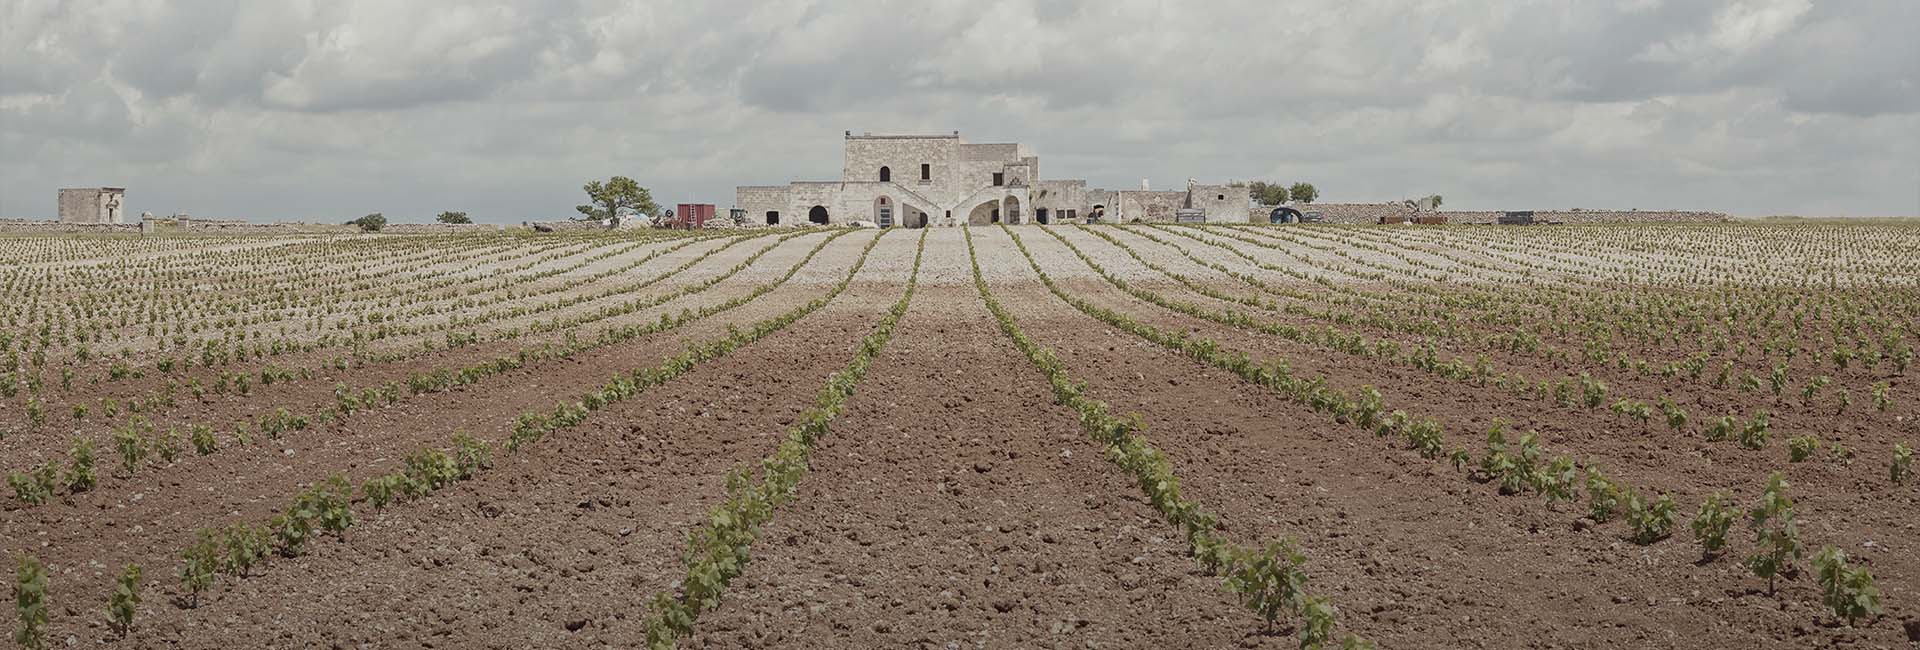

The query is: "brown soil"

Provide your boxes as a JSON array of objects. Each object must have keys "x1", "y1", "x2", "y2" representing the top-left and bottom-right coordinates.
[
  {"x1": 687, "y1": 258, "x2": 1282, "y2": 648},
  {"x1": 6, "y1": 228, "x2": 1915, "y2": 650},
  {"x1": 973, "y1": 226, "x2": 1916, "y2": 648}
]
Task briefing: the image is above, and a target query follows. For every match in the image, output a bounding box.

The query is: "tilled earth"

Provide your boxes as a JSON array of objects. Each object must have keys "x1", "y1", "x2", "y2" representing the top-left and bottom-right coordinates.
[{"x1": 3, "y1": 227, "x2": 1916, "y2": 649}]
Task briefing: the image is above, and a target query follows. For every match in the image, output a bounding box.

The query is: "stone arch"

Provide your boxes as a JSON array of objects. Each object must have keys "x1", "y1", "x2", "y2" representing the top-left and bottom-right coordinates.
[
  {"x1": 874, "y1": 196, "x2": 895, "y2": 227},
  {"x1": 1002, "y1": 196, "x2": 1022, "y2": 225},
  {"x1": 808, "y1": 205, "x2": 829, "y2": 225},
  {"x1": 1091, "y1": 204, "x2": 1106, "y2": 222},
  {"x1": 965, "y1": 201, "x2": 999, "y2": 226},
  {"x1": 879, "y1": 166, "x2": 891, "y2": 182}
]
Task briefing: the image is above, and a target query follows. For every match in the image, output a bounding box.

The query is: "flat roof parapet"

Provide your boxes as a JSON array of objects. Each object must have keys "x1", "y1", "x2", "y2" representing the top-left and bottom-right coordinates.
[{"x1": 845, "y1": 132, "x2": 961, "y2": 140}]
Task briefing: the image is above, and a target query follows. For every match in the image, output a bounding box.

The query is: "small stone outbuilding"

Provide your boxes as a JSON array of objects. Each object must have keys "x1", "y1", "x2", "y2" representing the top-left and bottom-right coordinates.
[{"x1": 59, "y1": 187, "x2": 127, "y2": 224}]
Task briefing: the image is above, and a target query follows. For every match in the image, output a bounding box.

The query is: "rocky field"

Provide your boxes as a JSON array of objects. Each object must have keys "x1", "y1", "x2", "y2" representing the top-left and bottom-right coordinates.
[{"x1": 3, "y1": 223, "x2": 1917, "y2": 649}]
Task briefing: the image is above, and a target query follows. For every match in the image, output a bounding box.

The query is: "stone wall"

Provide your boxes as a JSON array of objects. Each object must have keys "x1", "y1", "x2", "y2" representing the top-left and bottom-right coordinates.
[
  {"x1": 841, "y1": 135, "x2": 966, "y2": 206},
  {"x1": 384, "y1": 223, "x2": 502, "y2": 234},
  {"x1": 787, "y1": 182, "x2": 844, "y2": 225},
  {"x1": 1002, "y1": 161, "x2": 1033, "y2": 187},
  {"x1": 815, "y1": 182, "x2": 937, "y2": 227},
  {"x1": 525, "y1": 220, "x2": 609, "y2": 232},
  {"x1": 960, "y1": 143, "x2": 1018, "y2": 161},
  {"x1": 170, "y1": 220, "x2": 353, "y2": 233},
  {"x1": 1494, "y1": 210, "x2": 1730, "y2": 224},
  {"x1": 1115, "y1": 191, "x2": 1188, "y2": 222},
  {"x1": 736, "y1": 185, "x2": 791, "y2": 225},
  {"x1": 0, "y1": 219, "x2": 140, "y2": 234},
  {"x1": 1242, "y1": 203, "x2": 1730, "y2": 225},
  {"x1": 1032, "y1": 180, "x2": 1088, "y2": 223},
  {"x1": 1188, "y1": 183, "x2": 1242, "y2": 222},
  {"x1": 0, "y1": 219, "x2": 355, "y2": 234},
  {"x1": 58, "y1": 188, "x2": 124, "y2": 224}
]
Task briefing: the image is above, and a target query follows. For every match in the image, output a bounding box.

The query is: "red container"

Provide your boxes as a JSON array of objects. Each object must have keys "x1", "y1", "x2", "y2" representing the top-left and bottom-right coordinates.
[{"x1": 675, "y1": 203, "x2": 715, "y2": 229}]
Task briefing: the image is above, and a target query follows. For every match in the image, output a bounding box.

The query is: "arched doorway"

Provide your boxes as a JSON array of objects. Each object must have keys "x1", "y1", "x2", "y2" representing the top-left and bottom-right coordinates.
[
  {"x1": 874, "y1": 196, "x2": 895, "y2": 228},
  {"x1": 1090, "y1": 204, "x2": 1106, "y2": 223},
  {"x1": 766, "y1": 211, "x2": 781, "y2": 225},
  {"x1": 1002, "y1": 196, "x2": 1022, "y2": 225},
  {"x1": 808, "y1": 205, "x2": 829, "y2": 225},
  {"x1": 879, "y1": 166, "x2": 891, "y2": 182}
]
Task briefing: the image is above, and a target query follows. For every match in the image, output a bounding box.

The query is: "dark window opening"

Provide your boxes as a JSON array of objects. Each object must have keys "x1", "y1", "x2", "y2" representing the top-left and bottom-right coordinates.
[
  {"x1": 1064, "y1": 209, "x2": 1077, "y2": 221},
  {"x1": 765, "y1": 211, "x2": 780, "y2": 225},
  {"x1": 920, "y1": 164, "x2": 930, "y2": 180},
  {"x1": 879, "y1": 166, "x2": 891, "y2": 182},
  {"x1": 1217, "y1": 194, "x2": 1226, "y2": 200},
  {"x1": 992, "y1": 172, "x2": 1004, "y2": 187}
]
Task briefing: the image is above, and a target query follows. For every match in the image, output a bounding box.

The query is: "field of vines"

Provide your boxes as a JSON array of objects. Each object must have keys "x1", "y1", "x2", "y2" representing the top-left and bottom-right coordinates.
[{"x1": 2, "y1": 222, "x2": 1916, "y2": 649}]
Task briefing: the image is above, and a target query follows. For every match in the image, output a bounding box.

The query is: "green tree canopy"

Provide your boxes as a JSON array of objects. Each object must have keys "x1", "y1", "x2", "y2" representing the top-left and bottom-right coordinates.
[
  {"x1": 347, "y1": 213, "x2": 386, "y2": 232},
  {"x1": 436, "y1": 211, "x2": 471, "y2": 224},
  {"x1": 1248, "y1": 181, "x2": 1290, "y2": 205},
  {"x1": 1288, "y1": 182, "x2": 1319, "y2": 204},
  {"x1": 575, "y1": 176, "x2": 659, "y2": 221}
]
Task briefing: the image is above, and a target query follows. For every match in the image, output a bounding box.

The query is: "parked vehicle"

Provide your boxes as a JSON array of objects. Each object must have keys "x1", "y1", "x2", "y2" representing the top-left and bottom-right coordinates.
[{"x1": 1499, "y1": 211, "x2": 1536, "y2": 226}]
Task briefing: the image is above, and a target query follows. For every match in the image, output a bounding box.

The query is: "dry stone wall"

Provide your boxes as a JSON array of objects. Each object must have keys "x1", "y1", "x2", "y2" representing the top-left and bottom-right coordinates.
[
  {"x1": 1244, "y1": 203, "x2": 1730, "y2": 225},
  {"x1": 0, "y1": 219, "x2": 358, "y2": 234},
  {"x1": 384, "y1": 223, "x2": 501, "y2": 234}
]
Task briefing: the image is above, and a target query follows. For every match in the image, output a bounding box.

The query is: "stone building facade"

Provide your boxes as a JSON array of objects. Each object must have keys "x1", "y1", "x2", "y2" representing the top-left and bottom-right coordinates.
[
  {"x1": 736, "y1": 132, "x2": 1247, "y2": 228},
  {"x1": 58, "y1": 187, "x2": 126, "y2": 224}
]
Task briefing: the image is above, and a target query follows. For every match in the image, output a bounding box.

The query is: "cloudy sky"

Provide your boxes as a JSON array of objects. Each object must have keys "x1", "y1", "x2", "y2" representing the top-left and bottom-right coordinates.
[{"x1": 2, "y1": 0, "x2": 1916, "y2": 222}]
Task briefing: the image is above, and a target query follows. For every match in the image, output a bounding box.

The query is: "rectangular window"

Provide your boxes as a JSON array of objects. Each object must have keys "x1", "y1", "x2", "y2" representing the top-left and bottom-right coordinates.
[
  {"x1": 920, "y1": 164, "x2": 930, "y2": 180},
  {"x1": 992, "y1": 172, "x2": 1004, "y2": 186}
]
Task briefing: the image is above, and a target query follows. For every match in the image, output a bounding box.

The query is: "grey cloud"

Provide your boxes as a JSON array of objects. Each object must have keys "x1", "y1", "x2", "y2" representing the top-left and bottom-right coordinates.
[{"x1": 0, "y1": 0, "x2": 1915, "y2": 222}]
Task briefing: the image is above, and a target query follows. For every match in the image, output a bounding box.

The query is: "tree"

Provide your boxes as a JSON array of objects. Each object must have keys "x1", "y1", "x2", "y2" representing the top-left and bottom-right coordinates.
[
  {"x1": 347, "y1": 213, "x2": 386, "y2": 232},
  {"x1": 1248, "y1": 181, "x2": 1290, "y2": 206},
  {"x1": 1426, "y1": 195, "x2": 1444, "y2": 209},
  {"x1": 1288, "y1": 182, "x2": 1319, "y2": 204},
  {"x1": 575, "y1": 176, "x2": 658, "y2": 222},
  {"x1": 435, "y1": 211, "x2": 471, "y2": 224}
]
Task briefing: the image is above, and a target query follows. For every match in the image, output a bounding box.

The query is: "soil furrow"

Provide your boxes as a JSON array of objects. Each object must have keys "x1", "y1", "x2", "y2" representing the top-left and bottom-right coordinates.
[{"x1": 972, "y1": 225, "x2": 1914, "y2": 649}]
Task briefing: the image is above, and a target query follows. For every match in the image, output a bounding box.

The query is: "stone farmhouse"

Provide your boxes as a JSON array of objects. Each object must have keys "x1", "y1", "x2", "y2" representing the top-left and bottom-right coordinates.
[{"x1": 735, "y1": 132, "x2": 1244, "y2": 228}]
